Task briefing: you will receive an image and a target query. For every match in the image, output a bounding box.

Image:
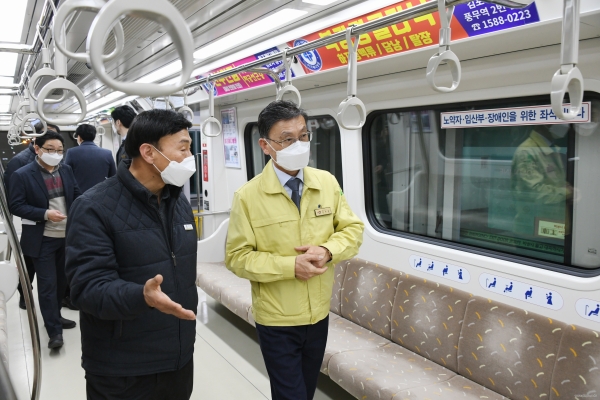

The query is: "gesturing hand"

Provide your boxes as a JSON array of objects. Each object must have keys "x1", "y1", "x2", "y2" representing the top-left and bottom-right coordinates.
[
  {"x1": 47, "y1": 209, "x2": 66, "y2": 222},
  {"x1": 143, "y1": 274, "x2": 196, "y2": 320},
  {"x1": 295, "y1": 245, "x2": 330, "y2": 269},
  {"x1": 294, "y1": 252, "x2": 327, "y2": 281}
]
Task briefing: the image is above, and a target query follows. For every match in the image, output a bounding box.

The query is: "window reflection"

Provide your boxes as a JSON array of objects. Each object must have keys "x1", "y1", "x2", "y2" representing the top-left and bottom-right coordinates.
[{"x1": 369, "y1": 100, "x2": 599, "y2": 269}]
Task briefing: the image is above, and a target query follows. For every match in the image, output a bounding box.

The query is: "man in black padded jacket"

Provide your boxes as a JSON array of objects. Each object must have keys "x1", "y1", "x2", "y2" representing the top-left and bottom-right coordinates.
[{"x1": 66, "y1": 110, "x2": 198, "y2": 400}]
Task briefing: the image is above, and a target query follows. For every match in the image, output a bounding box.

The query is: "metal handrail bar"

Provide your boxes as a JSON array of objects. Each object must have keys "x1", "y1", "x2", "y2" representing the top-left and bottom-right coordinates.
[
  {"x1": 0, "y1": 162, "x2": 42, "y2": 400},
  {"x1": 194, "y1": 210, "x2": 231, "y2": 217},
  {"x1": 183, "y1": 0, "x2": 531, "y2": 89}
]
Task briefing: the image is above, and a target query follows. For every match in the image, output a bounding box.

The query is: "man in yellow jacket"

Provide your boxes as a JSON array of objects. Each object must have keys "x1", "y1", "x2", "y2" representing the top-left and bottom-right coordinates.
[{"x1": 226, "y1": 100, "x2": 364, "y2": 400}]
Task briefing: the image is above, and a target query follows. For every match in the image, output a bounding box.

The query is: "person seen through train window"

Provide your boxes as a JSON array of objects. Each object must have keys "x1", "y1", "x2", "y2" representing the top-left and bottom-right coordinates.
[
  {"x1": 9, "y1": 130, "x2": 81, "y2": 349},
  {"x1": 226, "y1": 100, "x2": 365, "y2": 400},
  {"x1": 511, "y1": 124, "x2": 576, "y2": 240},
  {"x1": 4, "y1": 122, "x2": 60, "y2": 311},
  {"x1": 64, "y1": 124, "x2": 116, "y2": 193},
  {"x1": 65, "y1": 110, "x2": 198, "y2": 400},
  {"x1": 111, "y1": 105, "x2": 136, "y2": 167}
]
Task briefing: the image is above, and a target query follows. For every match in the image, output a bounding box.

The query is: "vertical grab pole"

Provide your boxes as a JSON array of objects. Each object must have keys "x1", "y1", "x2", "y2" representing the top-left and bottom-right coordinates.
[{"x1": 551, "y1": 0, "x2": 583, "y2": 120}]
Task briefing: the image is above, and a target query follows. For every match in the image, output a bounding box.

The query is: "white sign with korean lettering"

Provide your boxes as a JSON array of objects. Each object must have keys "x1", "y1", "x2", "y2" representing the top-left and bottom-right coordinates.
[{"x1": 441, "y1": 102, "x2": 591, "y2": 129}]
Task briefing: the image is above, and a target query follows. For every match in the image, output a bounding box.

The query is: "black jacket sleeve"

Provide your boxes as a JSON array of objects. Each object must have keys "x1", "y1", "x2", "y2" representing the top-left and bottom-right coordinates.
[
  {"x1": 65, "y1": 196, "x2": 150, "y2": 320},
  {"x1": 8, "y1": 170, "x2": 47, "y2": 221}
]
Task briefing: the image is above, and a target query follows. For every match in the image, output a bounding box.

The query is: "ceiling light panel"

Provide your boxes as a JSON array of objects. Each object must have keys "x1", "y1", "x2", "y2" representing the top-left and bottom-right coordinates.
[
  {"x1": 135, "y1": 61, "x2": 183, "y2": 84},
  {"x1": 193, "y1": 9, "x2": 308, "y2": 61},
  {"x1": 0, "y1": 3, "x2": 28, "y2": 43},
  {"x1": 0, "y1": 95, "x2": 12, "y2": 113}
]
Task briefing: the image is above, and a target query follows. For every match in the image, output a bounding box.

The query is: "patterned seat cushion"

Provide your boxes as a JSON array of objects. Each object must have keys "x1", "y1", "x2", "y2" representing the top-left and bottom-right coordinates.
[
  {"x1": 322, "y1": 317, "x2": 390, "y2": 375},
  {"x1": 196, "y1": 262, "x2": 246, "y2": 301},
  {"x1": 220, "y1": 280, "x2": 252, "y2": 322},
  {"x1": 328, "y1": 343, "x2": 456, "y2": 399},
  {"x1": 391, "y1": 274, "x2": 472, "y2": 373},
  {"x1": 196, "y1": 261, "x2": 226, "y2": 275},
  {"x1": 340, "y1": 258, "x2": 402, "y2": 340},
  {"x1": 330, "y1": 260, "x2": 349, "y2": 315},
  {"x1": 550, "y1": 324, "x2": 600, "y2": 399},
  {"x1": 458, "y1": 297, "x2": 566, "y2": 399},
  {"x1": 392, "y1": 375, "x2": 508, "y2": 399}
]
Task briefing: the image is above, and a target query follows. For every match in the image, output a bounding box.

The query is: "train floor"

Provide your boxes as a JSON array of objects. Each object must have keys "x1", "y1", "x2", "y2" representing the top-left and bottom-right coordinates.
[{"x1": 6, "y1": 285, "x2": 354, "y2": 400}]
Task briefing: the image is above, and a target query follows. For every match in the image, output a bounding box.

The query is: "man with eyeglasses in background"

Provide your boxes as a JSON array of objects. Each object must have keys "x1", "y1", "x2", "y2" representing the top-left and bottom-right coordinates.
[
  {"x1": 9, "y1": 130, "x2": 81, "y2": 349},
  {"x1": 226, "y1": 100, "x2": 364, "y2": 400},
  {"x1": 3, "y1": 122, "x2": 60, "y2": 310}
]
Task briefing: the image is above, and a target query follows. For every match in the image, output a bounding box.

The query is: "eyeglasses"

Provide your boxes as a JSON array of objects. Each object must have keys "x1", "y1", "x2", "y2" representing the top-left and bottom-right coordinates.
[
  {"x1": 41, "y1": 147, "x2": 64, "y2": 155},
  {"x1": 265, "y1": 131, "x2": 312, "y2": 148}
]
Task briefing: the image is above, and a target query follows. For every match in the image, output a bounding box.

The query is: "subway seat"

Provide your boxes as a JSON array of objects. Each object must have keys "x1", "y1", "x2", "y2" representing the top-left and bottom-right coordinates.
[
  {"x1": 197, "y1": 258, "x2": 600, "y2": 400},
  {"x1": 0, "y1": 291, "x2": 7, "y2": 371}
]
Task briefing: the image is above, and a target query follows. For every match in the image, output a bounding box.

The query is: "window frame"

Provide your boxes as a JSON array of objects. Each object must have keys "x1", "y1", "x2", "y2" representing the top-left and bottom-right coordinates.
[{"x1": 362, "y1": 92, "x2": 600, "y2": 277}]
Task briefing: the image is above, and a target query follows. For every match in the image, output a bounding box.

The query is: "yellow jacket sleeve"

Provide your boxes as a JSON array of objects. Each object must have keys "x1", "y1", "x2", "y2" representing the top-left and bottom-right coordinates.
[
  {"x1": 321, "y1": 181, "x2": 365, "y2": 265},
  {"x1": 225, "y1": 192, "x2": 296, "y2": 282}
]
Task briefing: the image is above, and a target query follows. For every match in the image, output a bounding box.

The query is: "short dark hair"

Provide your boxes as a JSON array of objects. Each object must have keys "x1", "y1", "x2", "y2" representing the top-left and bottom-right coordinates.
[
  {"x1": 111, "y1": 105, "x2": 136, "y2": 128},
  {"x1": 34, "y1": 130, "x2": 64, "y2": 148},
  {"x1": 32, "y1": 121, "x2": 60, "y2": 134},
  {"x1": 76, "y1": 124, "x2": 96, "y2": 141},
  {"x1": 125, "y1": 109, "x2": 192, "y2": 158},
  {"x1": 257, "y1": 100, "x2": 308, "y2": 139}
]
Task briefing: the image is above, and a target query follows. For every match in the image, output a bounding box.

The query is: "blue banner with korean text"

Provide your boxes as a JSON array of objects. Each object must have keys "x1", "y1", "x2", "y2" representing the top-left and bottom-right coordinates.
[
  {"x1": 441, "y1": 103, "x2": 591, "y2": 129},
  {"x1": 454, "y1": 0, "x2": 540, "y2": 37}
]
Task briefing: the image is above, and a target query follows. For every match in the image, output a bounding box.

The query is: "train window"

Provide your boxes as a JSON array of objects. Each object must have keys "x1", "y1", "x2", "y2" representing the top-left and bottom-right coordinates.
[
  {"x1": 366, "y1": 95, "x2": 600, "y2": 271},
  {"x1": 244, "y1": 115, "x2": 344, "y2": 189}
]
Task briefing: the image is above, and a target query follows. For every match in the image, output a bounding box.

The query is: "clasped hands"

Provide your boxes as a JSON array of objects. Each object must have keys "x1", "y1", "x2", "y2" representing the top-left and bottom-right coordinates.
[{"x1": 294, "y1": 245, "x2": 331, "y2": 281}]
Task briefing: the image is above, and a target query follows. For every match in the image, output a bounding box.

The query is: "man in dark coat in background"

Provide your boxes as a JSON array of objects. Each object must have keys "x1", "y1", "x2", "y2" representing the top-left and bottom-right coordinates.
[{"x1": 65, "y1": 124, "x2": 116, "y2": 193}]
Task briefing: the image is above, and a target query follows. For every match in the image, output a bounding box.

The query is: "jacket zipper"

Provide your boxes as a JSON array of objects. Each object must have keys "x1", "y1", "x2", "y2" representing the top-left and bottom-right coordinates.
[{"x1": 152, "y1": 199, "x2": 182, "y2": 368}]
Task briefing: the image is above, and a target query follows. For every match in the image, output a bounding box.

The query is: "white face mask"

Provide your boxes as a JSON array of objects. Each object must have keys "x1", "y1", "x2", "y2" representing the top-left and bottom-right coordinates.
[
  {"x1": 267, "y1": 140, "x2": 310, "y2": 171},
  {"x1": 152, "y1": 146, "x2": 196, "y2": 187},
  {"x1": 40, "y1": 151, "x2": 63, "y2": 167}
]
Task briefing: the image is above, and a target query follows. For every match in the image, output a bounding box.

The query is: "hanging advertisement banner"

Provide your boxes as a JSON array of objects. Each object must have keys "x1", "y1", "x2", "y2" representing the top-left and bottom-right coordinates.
[
  {"x1": 221, "y1": 107, "x2": 241, "y2": 168},
  {"x1": 197, "y1": 47, "x2": 296, "y2": 97},
  {"x1": 199, "y1": 0, "x2": 540, "y2": 96}
]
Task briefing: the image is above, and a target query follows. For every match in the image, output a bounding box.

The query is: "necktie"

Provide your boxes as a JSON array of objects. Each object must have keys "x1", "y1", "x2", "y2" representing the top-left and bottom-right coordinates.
[{"x1": 286, "y1": 177, "x2": 301, "y2": 211}]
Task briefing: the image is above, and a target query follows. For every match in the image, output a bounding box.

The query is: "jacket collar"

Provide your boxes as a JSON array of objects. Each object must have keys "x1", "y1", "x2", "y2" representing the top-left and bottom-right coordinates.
[
  {"x1": 117, "y1": 160, "x2": 182, "y2": 205},
  {"x1": 80, "y1": 141, "x2": 96, "y2": 146},
  {"x1": 260, "y1": 160, "x2": 321, "y2": 194},
  {"x1": 530, "y1": 130, "x2": 558, "y2": 156}
]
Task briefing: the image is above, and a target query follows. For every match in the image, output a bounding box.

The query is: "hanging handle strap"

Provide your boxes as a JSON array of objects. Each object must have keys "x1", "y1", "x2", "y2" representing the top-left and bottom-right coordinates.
[
  {"x1": 53, "y1": 0, "x2": 125, "y2": 63},
  {"x1": 178, "y1": 89, "x2": 194, "y2": 123},
  {"x1": 87, "y1": 0, "x2": 194, "y2": 97},
  {"x1": 337, "y1": 27, "x2": 367, "y2": 130},
  {"x1": 201, "y1": 80, "x2": 222, "y2": 138},
  {"x1": 426, "y1": 0, "x2": 461, "y2": 93},
  {"x1": 18, "y1": 113, "x2": 47, "y2": 137},
  {"x1": 551, "y1": 0, "x2": 583, "y2": 121},
  {"x1": 275, "y1": 49, "x2": 302, "y2": 106}
]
